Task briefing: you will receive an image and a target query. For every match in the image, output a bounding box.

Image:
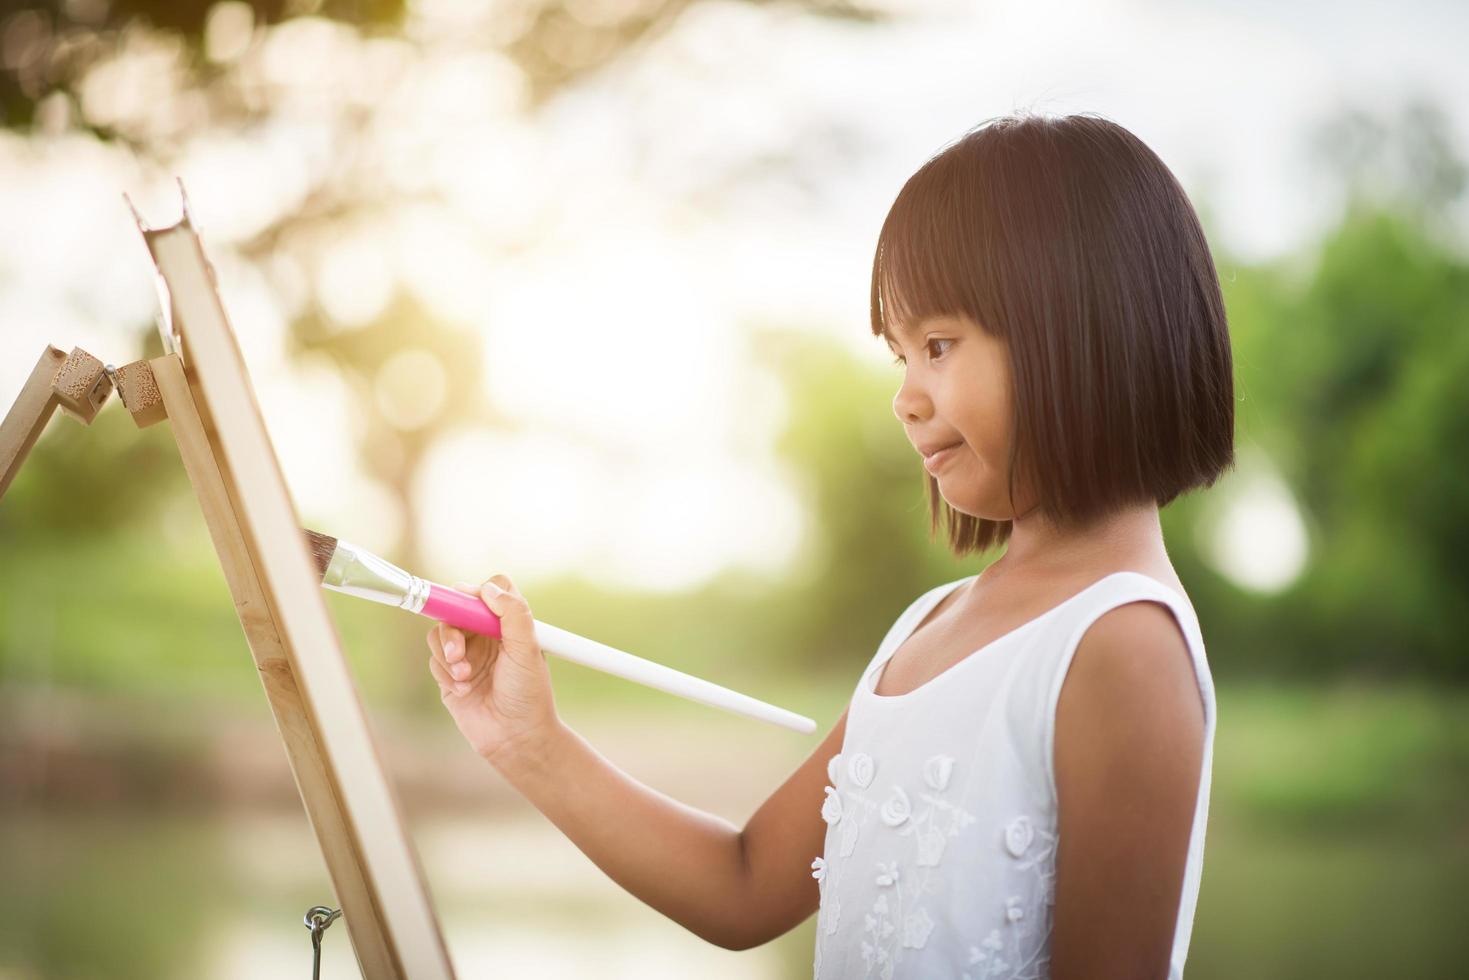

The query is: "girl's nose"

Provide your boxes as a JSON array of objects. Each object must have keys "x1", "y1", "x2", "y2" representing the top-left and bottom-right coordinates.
[{"x1": 893, "y1": 378, "x2": 929, "y2": 425}]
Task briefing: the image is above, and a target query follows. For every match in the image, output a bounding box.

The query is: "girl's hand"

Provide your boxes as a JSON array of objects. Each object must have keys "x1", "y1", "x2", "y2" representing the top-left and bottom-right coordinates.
[{"x1": 425, "y1": 574, "x2": 560, "y2": 765}]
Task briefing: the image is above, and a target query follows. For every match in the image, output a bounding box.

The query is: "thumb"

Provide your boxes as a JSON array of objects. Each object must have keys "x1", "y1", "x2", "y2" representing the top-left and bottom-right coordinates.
[{"x1": 478, "y1": 581, "x2": 541, "y2": 664}]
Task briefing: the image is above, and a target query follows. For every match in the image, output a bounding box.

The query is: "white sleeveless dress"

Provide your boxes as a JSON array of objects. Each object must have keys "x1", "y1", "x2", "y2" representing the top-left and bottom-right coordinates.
[{"x1": 810, "y1": 571, "x2": 1215, "y2": 980}]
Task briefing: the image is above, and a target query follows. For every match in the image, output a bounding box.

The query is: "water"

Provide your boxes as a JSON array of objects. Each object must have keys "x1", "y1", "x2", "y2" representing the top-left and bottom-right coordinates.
[{"x1": 0, "y1": 808, "x2": 804, "y2": 979}]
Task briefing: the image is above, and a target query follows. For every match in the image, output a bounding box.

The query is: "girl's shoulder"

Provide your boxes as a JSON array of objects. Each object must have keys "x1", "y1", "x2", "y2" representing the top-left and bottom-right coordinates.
[
  {"x1": 1066, "y1": 588, "x2": 1203, "y2": 709},
  {"x1": 1030, "y1": 568, "x2": 1214, "y2": 805},
  {"x1": 1047, "y1": 569, "x2": 1208, "y2": 694}
]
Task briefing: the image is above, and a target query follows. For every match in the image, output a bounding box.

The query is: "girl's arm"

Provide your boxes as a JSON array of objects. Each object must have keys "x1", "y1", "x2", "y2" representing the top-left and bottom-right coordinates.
[
  {"x1": 491, "y1": 705, "x2": 847, "y2": 951},
  {"x1": 1049, "y1": 600, "x2": 1206, "y2": 980},
  {"x1": 425, "y1": 574, "x2": 844, "y2": 951}
]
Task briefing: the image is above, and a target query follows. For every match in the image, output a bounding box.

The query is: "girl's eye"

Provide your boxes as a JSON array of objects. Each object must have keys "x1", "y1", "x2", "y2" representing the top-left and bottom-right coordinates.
[{"x1": 890, "y1": 339, "x2": 953, "y2": 365}]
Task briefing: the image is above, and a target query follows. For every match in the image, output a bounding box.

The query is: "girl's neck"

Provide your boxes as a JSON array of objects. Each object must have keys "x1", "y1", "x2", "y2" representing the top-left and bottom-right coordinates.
[{"x1": 987, "y1": 502, "x2": 1165, "y2": 580}]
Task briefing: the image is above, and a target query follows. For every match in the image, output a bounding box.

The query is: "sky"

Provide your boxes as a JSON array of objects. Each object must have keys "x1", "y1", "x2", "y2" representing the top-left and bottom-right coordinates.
[{"x1": 1, "y1": 0, "x2": 1461, "y2": 593}]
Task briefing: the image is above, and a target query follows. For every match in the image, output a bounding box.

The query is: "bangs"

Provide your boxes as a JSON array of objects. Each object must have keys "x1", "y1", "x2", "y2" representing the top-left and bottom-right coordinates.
[{"x1": 869, "y1": 141, "x2": 1002, "y2": 347}]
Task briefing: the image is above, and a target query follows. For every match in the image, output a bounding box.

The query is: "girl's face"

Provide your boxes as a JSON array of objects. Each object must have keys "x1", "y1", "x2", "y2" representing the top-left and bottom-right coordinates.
[{"x1": 887, "y1": 313, "x2": 1036, "y2": 520}]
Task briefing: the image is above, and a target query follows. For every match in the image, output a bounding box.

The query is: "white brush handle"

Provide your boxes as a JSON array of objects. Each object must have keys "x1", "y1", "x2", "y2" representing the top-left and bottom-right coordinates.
[{"x1": 532, "y1": 620, "x2": 817, "y2": 734}]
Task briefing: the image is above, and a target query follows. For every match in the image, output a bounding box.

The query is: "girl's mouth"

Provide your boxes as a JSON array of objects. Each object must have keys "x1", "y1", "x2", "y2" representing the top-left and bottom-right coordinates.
[{"x1": 923, "y1": 442, "x2": 961, "y2": 474}]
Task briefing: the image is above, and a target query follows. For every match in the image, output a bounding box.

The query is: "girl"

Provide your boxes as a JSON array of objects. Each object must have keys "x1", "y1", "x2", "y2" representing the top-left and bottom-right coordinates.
[{"x1": 426, "y1": 111, "x2": 1232, "y2": 979}]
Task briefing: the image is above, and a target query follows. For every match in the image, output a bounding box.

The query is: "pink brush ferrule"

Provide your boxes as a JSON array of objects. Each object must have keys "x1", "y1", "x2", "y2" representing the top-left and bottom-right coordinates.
[{"x1": 423, "y1": 583, "x2": 503, "y2": 638}]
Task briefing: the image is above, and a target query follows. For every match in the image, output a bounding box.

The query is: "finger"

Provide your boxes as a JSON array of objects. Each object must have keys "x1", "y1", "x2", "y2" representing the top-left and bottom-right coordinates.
[
  {"x1": 426, "y1": 624, "x2": 448, "y2": 672},
  {"x1": 442, "y1": 625, "x2": 466, "y2": 665},
  {"x1": 485, "y1": 573, "x2": 522, "y2": 599},
  {"x1": 438, "y1": 626, "x2": 474, "y2": 680},
  {"x1": 433, "y1": 620, "x2": 453, "y2": 662},
  {"x1": 478, "y1": 581, "x2": 538, "y2": 661},
  {"x1": 428, "y1": 653, "x2": 471, "y2": 697},
  {"x1": 428, "y1": 625, "x2": 473, "y2": 682},
  {"x1": 469, "y1": 629, "x2": 500, "y2": 673}
]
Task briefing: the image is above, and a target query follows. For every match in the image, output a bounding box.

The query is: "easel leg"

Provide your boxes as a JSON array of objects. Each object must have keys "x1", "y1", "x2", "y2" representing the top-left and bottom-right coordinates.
[
  {"x1": 0, "y1": 346, "x2": 70, "y2": 498},
  {"x1": 151, "y1": 352, "x2": 406, "y2": 979}
]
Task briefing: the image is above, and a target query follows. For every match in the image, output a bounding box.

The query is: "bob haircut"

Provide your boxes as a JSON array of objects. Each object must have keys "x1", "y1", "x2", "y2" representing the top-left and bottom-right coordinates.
[{"x1": 872, "y1": 111, "x2": 1236, "y2": 556}]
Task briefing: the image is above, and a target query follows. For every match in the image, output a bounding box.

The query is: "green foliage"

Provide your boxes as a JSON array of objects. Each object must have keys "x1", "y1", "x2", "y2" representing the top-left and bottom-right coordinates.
[{"x1": 1221, "y1": 203, "x2": 1469, "y2": 677}]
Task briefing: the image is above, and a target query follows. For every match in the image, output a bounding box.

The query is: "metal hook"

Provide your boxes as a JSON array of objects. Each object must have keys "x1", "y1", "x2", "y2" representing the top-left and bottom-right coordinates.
[
  {"x1": 304, "y1": 904, "x2": 342, "y2": 934},
  {"x1": 303, "y1": 905, "x2": 342, "y2": 980}
]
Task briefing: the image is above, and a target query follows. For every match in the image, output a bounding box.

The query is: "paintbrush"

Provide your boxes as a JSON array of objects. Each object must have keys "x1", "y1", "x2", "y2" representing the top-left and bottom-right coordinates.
[{"x1": 302, "y1": 528, "x2": 816, "y2": 734}]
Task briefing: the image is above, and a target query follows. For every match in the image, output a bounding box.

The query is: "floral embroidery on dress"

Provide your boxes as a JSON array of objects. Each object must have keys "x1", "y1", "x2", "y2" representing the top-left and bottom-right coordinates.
[
  {"x1": 834, "y1": 753, "x2": 979, "y2": 978},
  {"x1": 963, "y1": 929, "x2": 1008, "y2": 980},
  {"x1": 826, "y1": 889, "x2": 842, "y2": 935},
  {"x1": 923, "y1": 754, "x2": 954, "y2": 790},
  {"x1": 1004, "y1": 815, "x2": 1034, "y2": 858},
  {"x1": 880, "y1": 785, "x2": 912, "y2": 827},
  {"x1": 915, "y1": 822, "x2": 948, "y2": 866},
  {"x1": 813, "y1": 851, "x2": 842, "y2": 934},
  {"x1": 822, "y1": 749, "x2": 1046, "y2": 979},
  {"x1": 1005, "y1": 813, "x2": 1058, "y2": 907},
  {"x1": 860, "y1": 893, "x2": 898, "y2": 979},
  {"x1": 822, "y1": 785, "x2": 843, "y2": 825},
  {"x1": 902, "y1": 906, "x2": 935, "y2": 949},
  {"x1": 839, "y1": 799, "x2": 863, "y2": 856},
  {"x1": 957, "y1": 814, "x2": 1059, "y2": 979}
]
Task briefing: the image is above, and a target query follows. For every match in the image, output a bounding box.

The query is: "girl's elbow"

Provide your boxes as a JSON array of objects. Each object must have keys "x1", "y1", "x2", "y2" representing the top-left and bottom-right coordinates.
[
  {"x1": 705, "y1": 921, "x2": 766, "y2": 952},
  {"x1": 708, "y1": 911, "x2": 805, "y2": 952}
]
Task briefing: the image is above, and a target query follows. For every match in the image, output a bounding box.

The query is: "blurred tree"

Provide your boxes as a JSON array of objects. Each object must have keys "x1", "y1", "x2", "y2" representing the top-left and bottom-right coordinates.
[
  {"x1": 0, "y1": 0, "x2": 888, "y2": 555},
  {"x1": 1, "y1": 0, "x2": 880, "y2": 136},
  {"x1": 1261, "y1": 203, "x2": 1469, "y2": 676},
  {"x1": 1212, "y1": 97, "x2": 1469, "y2": 678},
  {"x1": 0, "y1": 0, "x2": 890, "y2": 702},
  {"x1": 288, "y1": 292, "x2": 487, "y2": 573}
]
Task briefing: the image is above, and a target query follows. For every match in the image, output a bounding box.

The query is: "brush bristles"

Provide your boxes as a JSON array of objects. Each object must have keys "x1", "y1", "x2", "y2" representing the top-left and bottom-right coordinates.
[{"x1": 303, "y1": 528, "x2": 338, "y2": 581}]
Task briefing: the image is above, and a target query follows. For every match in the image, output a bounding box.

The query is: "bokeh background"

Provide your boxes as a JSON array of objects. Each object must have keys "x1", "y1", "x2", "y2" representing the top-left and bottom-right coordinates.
[{"x1": 2, "y1": 0, "x2": 1467, "y2": 977}]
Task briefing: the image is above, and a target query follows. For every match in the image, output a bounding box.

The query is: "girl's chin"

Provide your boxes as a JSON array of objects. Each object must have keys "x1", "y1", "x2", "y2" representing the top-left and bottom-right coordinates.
[{"x1": 939, "y1": 484, "x2": 1016, "y2": 521}]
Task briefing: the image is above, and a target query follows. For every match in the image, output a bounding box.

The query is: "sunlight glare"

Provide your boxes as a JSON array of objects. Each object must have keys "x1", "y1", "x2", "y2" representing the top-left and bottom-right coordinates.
[
  {"x1": 1199, "y1": 447, "x2": 1310, "y2": 594},
  {"x1": 316, "y1": 228, "x2": 395, "y2": 328},
  {"x1": 376, "y1": 347, "x2": 448, "y2": 430},
  {"x1": 479, "y1": 230, "x2": 736, "y2": 453}
]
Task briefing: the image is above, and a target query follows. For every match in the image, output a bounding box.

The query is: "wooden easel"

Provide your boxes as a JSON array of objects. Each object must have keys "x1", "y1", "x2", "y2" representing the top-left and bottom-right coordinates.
[{"x1": 0, "y1": 186, "x2": 456, "y2": 979}]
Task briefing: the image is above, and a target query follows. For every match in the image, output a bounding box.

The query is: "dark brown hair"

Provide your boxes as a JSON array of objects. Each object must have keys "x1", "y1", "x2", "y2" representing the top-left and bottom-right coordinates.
[{"x1": 872, "y1": 111, "x2": 1236, "y2": 555}]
